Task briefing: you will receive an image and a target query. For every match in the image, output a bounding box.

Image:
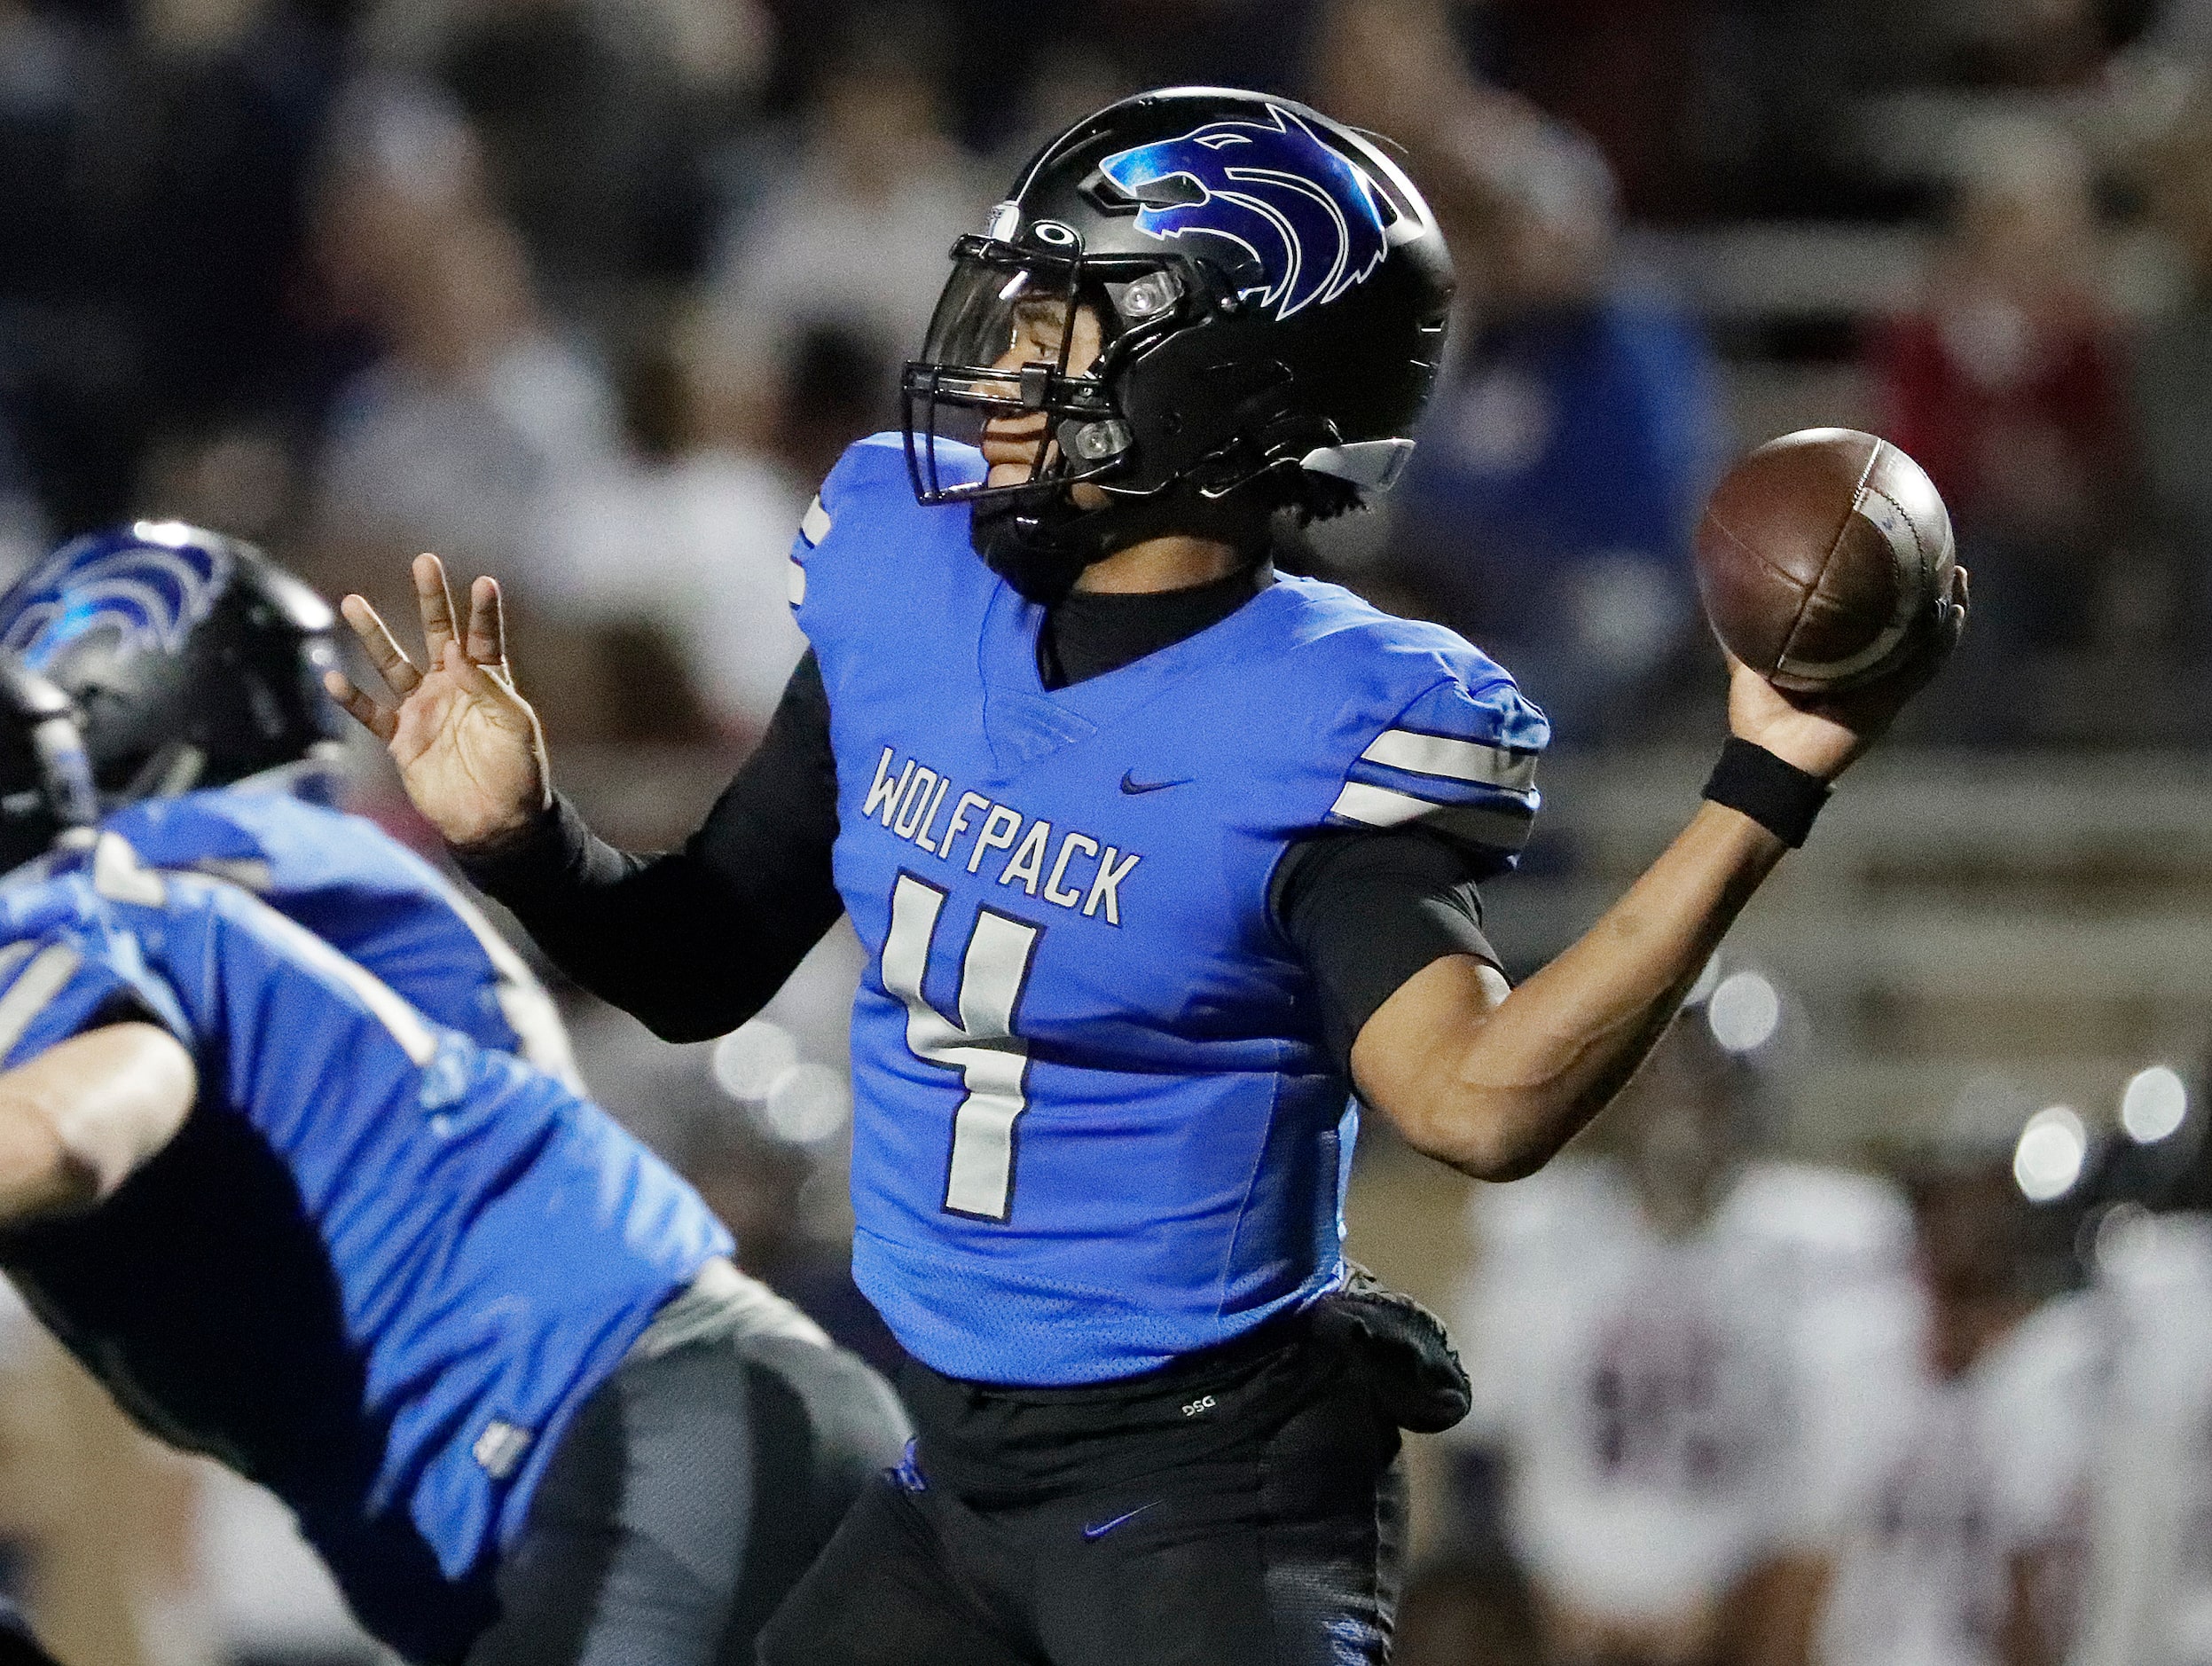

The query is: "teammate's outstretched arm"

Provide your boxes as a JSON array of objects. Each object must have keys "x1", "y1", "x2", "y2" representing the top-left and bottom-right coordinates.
[
  {"x1": 0, "y1": 1024, "x2": 194, "y2": 1221},
  {"x1": 325, "y1": 554, "x2": 551, "y2": 851},
  {"x1": 1353, "y1": 612, "x2": 1963, "y2": 1185}
]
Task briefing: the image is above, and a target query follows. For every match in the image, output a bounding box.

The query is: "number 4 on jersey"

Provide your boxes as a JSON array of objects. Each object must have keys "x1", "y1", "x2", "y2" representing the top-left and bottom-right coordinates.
[{"x1": 881, "y1": 874, "x2": 1039, "y2": 1222}]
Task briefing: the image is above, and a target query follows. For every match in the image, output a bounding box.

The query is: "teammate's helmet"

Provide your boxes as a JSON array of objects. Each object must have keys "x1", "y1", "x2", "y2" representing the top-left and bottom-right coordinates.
[
  {"x1": 903, "y1": 87, "x2": 1454, "y2": 585},
  {"x1": 0, "y1": 522, "x2": 343, "y2": 800},
  {"x1": 0, "y1": 661, "x2": 97, "y2": 874}
]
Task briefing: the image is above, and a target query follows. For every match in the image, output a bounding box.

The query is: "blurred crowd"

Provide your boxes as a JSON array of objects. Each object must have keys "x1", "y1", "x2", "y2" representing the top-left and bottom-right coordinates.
[
  {"x1": 7, "y1": 0, "x2": 2212, "y2": 749},
  {"x1": 8, "y1": 0, "x2": 2212, "y2": 1662}
]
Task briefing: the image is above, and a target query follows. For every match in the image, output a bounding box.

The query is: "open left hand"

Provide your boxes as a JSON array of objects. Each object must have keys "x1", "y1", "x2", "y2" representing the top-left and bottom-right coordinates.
[
  {"x1": 325, "y1": 554, "x2": 551, "y2": 850},
  {"x1": 1728, "y1": 564, "x2": 1970, "y2": 781}
]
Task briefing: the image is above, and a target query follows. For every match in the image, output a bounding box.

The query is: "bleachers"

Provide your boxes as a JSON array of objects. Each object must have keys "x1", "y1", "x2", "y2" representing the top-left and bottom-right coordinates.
[{"x1": 1490, "y1": 749, "x2": 2212, "y2": 1152}]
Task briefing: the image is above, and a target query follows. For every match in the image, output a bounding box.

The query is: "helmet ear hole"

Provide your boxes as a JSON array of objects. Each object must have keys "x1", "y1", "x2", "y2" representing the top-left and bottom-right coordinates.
[
  {"x1": 1106, "y1": 271, "x2": 1183, "y2": 328},
  {"x1": 1059, "y1": 419, "x2": 1134, "y2": 465}
]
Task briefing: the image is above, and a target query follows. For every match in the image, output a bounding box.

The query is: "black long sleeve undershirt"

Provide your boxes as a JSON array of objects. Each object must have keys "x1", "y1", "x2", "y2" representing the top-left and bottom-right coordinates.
[
  {"x1": 461, "y1": 578, "x2": 1500, "y2": 1066},
  {"x1": 460, "y1": 653, "x2": 845, "y2": 1042}
]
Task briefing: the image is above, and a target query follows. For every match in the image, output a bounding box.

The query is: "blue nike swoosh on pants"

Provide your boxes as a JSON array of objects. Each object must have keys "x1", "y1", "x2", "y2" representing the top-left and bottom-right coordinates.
[{"x1": 1081, "y1": 1503, "x2": 1157, "y2": 1539}]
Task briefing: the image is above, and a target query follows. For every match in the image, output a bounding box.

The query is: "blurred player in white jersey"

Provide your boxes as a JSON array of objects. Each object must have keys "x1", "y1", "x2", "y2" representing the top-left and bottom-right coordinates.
[
  {"x1": 1457, "y1": 1012, "x2": 1913, "y2": 1666},
  {"x1": 1810, "y1": 1113, "x2": 2101, "y2": 1666},
  {"x1": 2073, "y1": 1078, "x2": 2212, "y2": 1666}
]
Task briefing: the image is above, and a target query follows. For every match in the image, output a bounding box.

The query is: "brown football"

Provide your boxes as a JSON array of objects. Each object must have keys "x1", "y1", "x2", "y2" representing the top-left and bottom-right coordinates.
[{"x1": 1695, "y1": 428, "x2": 1956, "y2": 695}]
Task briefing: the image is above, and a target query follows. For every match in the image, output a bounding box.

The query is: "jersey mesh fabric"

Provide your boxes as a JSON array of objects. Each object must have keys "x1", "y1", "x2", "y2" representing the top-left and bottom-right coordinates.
[
  {"x1": 791, "y1": 434, "x2": 1547, "y2": 1386},
  {"x1": 103, "y1": 782, "x2": 581, "y2": 1085},
  {"x1": 0, "y1": 840, "x2": 728, "y2": 1662}
]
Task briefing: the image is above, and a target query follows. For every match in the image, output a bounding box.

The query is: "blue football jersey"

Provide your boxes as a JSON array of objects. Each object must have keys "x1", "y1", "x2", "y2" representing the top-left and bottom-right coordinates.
[
  {"x1": 792, "y1": 435, "x2": 1549, "y2": 1386},
  {"x1": 0, "y1": 835, "x2": 730, "y2": 1662},
  {"x1": 98, "y1": 774, "x2": 581, "y2": 1087}
]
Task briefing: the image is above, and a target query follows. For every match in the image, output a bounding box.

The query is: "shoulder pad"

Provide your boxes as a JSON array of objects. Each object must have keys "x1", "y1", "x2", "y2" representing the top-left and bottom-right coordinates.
[
  {"x1": 1326, "y1": 660, "x2": 1550, "y2": 877},
  {"x1": 788, "y1": 433, "x2": 984, "y2": 625},
  {"x1": 1254, "y1": 580, "x2": 1549, "y2": 876},
  {"x1": 828, "y1": 431, "x2": 970, "y2": 506},
  {"x1": 0, "y1": 869, "x2": 186, "y2": 1065},
  {"x1": 104, "y1": 790, "x2": 268, "y2": 862}
]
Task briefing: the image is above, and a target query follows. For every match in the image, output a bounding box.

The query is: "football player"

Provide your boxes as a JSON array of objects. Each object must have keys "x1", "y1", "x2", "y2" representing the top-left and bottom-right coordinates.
[
  {"x1": 332, "y1": 89, "x2": 1965, "y2": 1664},
  {"x1": 1808, "y1": 1118, "x2": 2099, "y2": 1666},
  {"x1": 1456, "y1": 1018, "x2": 1915, "y2": 1665},
  {"x1": 2076, "y1": 1206, "x2": 2212, "y2": 1666},
  {"x1": 0, "y1": 609, "x2": 907, "y2": 1661},
  {"x1": 2072, "y1": 1085, "x2": 2212, "y2": 1666},
  {"x1": 0, "y1": 522, "x2": 580, "y2": 1084}
]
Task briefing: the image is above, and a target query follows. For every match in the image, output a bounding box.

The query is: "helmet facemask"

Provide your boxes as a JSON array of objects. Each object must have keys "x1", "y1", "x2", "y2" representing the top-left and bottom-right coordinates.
[
  {"x1": 0, "y1": 667, "x2": 97, "y2": 876},
  {"x1": 901, "y1": 231, "x2": 1196, "y2": 513}
]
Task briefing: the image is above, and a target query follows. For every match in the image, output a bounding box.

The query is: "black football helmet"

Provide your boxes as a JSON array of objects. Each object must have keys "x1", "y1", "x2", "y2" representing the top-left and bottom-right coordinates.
[
  {"x1": 0, "y1": 660, "x2": 98, "y2": 875},
  {"x1": 902, "y1": 86, "x2": 1454, "y2": 593},
  {"x1": 0, "y1": 522, "x2": 345, "y2": 801}
]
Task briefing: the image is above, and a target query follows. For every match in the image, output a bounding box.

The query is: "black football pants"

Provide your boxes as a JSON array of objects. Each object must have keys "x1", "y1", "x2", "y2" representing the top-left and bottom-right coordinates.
[{"x1": 757, "y1": 1322, "x2": 1408, "y2": 1666}]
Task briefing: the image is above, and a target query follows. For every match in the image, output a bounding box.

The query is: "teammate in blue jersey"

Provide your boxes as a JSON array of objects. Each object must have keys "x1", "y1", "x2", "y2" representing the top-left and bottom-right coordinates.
[
  {"x1": 333, "y1": 88, "x2": 1966, "y2": 1665},
  {"x1": 0, "y1": 531, "x2": 909, "y2": 1665},
  {"x1": 0, "y1": 524, "x2": 578, "y2": 1083}
]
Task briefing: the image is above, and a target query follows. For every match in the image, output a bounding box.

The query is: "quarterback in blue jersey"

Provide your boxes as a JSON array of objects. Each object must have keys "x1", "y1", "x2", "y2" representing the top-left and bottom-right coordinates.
[
  {"x1": 0, "y1": 530, "x2": 909, "y2": 1665},
  {"x1": 334, "y1": 89, "x2": 1965, "y2": 1666}
]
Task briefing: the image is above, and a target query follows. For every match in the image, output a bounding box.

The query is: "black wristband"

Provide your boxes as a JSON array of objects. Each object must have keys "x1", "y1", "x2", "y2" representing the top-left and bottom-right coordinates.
[{"x1": 1701, "y1": 736, "x2": 1832, "y2": 848}]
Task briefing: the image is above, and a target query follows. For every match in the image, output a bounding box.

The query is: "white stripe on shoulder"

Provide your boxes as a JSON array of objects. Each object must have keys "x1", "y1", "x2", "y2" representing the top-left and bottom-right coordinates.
[
  {"x1": 1361, "y1": 729, "x2": 1537, "y2": 794},
  {"x1": 799, "y1": 497, "x2": 833, "y2": 546},
  {"x1": 0, "y1": 943, "x2": 85, "y2": 1062},
  {"x1": 93, "y1": 833, "x2": 165, "y2": 907},
  {"x1": 192, "y1": 857, "x2": 274, "y2": 892},
  {"x1": 787, "y1": 557, "x2": 807, "y2": 607},
  {"x1": 1330, "y1": 782, "x2": 1534, "y2": 851}
]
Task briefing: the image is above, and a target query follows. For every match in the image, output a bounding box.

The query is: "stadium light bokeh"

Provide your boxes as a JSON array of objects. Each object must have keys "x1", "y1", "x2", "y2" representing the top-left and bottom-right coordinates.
[
  {"x1": 2120, "y1": 1065, "x2": 2190, "y2": 1145},
  {"x1": 2014, "y1": 1105, "x2": 2089, "y2": 1202}
]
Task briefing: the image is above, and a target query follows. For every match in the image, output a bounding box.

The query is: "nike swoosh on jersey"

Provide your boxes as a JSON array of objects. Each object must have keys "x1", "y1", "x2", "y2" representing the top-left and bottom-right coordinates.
[
  {"x1": 1081, "y1": 1503, "x2": 1157, "y2": 1540},
  {"x1": 1118, "y1": 772, "x2": 1193, "y2": 796}
]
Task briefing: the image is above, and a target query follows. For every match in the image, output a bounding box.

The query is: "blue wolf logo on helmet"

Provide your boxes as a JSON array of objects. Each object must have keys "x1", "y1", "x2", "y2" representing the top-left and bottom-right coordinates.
[
  {"x1": 0, "y1": 523, "x2": 231, "y2": 671},
  {"x1": 1099, "y1": 104, "x2": 1391, "y2": 321}
]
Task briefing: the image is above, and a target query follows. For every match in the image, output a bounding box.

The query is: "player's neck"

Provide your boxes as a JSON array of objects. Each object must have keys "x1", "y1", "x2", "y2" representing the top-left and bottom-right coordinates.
[{"x1": 1073, "y1": 533, "x2": 1246, "y2": 595}]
